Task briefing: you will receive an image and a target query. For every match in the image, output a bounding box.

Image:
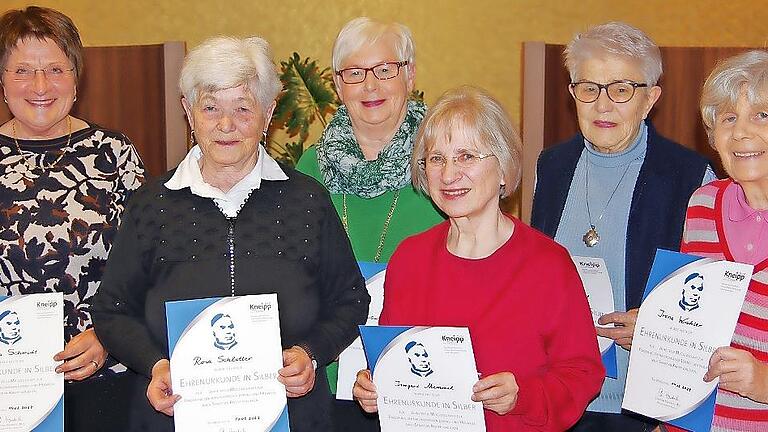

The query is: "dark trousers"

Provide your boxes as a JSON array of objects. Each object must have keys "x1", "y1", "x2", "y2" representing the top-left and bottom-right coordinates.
[
  {"x1": 569, "y1": 411, "x2": 658, "y2": 432},
  {"x1": 334, "y1": 399, "x2": 380, "y2": 432},
  {"x1": 65, "y1": 370, "x2": 138, "y2": 432}
]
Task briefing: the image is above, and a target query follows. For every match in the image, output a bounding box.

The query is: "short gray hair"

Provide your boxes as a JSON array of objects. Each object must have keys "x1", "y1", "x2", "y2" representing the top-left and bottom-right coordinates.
[
  {"x1": 179, "y1": 36, "x2": 282, "y2": 113},
  {"x1": 332, "y1": 17, "x2": 414, "y2": 71},
  {"x1": 412, "y1": 86, "x2": 522, "y2": 199},
  {"x1": 701, "y1": 50, "x2": 768, "y2": 145},
  {"x1": 564, "y1": 22, "x2": 663, "y2": 85}
]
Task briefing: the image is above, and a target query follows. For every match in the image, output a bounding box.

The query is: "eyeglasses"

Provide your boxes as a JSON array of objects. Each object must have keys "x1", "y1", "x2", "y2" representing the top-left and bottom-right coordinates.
[
  {"x1": 3, "y1": 66, "x2": 75, "y2": 82},
  {"x1": 569, "y1": 80, "x2": 648, "y2": 103},
  {"x1": 336, "y1": 61, "x2": 408, "y2": 84},
  {"x1": 418, "y1": 151, "x2": 497, "y2": 170}
]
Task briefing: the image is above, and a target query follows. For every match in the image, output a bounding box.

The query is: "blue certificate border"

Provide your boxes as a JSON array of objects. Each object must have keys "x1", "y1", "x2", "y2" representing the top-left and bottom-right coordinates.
[{"x1": 642, "y1": 249, "x2": 716, "y2": 432}]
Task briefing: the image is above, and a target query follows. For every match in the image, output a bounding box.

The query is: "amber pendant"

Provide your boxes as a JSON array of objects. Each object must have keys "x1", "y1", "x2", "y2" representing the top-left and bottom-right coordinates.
[{"x1": 583, "y1": 225, "x2": 599, "y2": 247}]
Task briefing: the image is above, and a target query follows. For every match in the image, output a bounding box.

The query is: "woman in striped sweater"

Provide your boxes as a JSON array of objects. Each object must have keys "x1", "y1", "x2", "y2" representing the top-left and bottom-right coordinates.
[{"x1": 676, "y1": 50, "x2": 768, "y2": 431}]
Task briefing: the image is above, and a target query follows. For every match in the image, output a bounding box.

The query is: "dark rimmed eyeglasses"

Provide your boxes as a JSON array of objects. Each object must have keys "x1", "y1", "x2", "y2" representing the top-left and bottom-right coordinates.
[
  {"x1": 336, "y1": 61, "x2": 408, "y2": 84},
  {"x1": 569, "y1": 80, "x2": 648, "y2": 103}
]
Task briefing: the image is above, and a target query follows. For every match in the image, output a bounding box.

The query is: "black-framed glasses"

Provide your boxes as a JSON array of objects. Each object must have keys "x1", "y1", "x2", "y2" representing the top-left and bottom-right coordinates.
[
  {"x1": 569, "y1": 80, "x2": 648, "y2": 103},
  {"x1": 3, "y1": 65, "x2": 75, "y2": 82},
  {"x1": 417, "y1": 151, "x2": 497, "y2": 170},
  {"x1": 336, "y1": 61, "x2": 408, "y2": 84}
]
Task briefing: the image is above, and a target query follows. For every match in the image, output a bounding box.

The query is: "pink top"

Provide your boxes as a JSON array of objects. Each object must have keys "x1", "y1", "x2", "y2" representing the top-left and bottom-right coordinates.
[{"x1": 722, "y1": 181, "x2": 768, "y2": 265}]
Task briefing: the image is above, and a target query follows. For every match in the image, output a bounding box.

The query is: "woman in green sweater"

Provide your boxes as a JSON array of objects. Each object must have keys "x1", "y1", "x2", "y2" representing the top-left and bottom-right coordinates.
[{"x1": 295, "y1": 16, "x2": 443, "y2": 431}]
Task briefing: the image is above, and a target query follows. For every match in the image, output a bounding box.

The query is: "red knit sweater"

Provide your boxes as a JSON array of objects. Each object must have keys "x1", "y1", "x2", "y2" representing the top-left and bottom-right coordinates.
[
  {"x1": 674, "y1": 179, "x2": 768, "y2": 432},
  {"x1": 379, "y1": 216, "x2": 604, "y2": 431}
]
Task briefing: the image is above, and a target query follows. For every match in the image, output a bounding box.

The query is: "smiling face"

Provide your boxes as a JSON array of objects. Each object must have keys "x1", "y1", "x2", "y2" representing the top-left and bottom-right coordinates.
[
  {"x1": 425, "y1": 123, "x2": 504, "y2": 222},
  {"x1": 571, "y1": 54, "x2": 661, "y2": 153},
  {"x1": 182, "y1": 85, "x2": 274, "y2": 175},
  {"x1": 334, "y1": 34, "x2": 414, "y2": 138},
  {"x1": 712, "y1": 91, "x2": 768, "y2": 190},
  {"x1": 2, "y1": 37, "x2": 76, "y2": 138}
]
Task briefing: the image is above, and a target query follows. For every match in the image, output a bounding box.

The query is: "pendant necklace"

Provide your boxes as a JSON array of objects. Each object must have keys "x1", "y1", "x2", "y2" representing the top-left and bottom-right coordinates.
[
  {"x1": 583, "y1": 156, "x2": 635, "y2": 247},
  {"x1": 12, "y1": 116, "x2": 72, "y2": 172},
  {"x1": 342, "y1": 189, "x2": 400, "y2": 262}
]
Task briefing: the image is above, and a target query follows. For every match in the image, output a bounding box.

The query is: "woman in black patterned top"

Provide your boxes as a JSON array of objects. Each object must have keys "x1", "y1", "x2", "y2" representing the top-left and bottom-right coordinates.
[{"x1": 0, "y1": 6, "x2": 145, "y2": 430}]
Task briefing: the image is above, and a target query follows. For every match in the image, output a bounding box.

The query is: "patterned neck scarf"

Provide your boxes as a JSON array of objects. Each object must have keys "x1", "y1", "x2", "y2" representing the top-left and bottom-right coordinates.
[{"x1": 316, "y1": 100, "x2": 426, "y2": 198}]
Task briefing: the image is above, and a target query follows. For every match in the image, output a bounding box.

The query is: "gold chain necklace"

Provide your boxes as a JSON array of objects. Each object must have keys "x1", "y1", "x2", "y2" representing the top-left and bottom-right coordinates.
[
  {"x1": 342, "y1": 189, "x2": 400, "y2": 262},
  {"x1": 12, "y1": 116, "x2": 72, "y2": 171}
]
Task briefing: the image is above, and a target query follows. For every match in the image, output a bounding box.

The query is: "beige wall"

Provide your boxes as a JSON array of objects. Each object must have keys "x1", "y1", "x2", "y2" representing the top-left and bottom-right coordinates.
[{"x1": 6, "y1": 0, "x2": 768, "y2": 125}]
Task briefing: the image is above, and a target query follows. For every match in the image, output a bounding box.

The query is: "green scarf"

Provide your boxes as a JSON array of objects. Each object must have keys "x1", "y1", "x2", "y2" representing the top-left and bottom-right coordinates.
[{"x1": 316, "y1": 100, "x2": 426, "y2": 198}]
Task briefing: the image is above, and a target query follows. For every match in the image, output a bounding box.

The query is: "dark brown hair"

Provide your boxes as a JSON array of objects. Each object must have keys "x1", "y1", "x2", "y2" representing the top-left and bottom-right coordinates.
[{"x1": 0, "y1": 6, "x2": 83, "y2": 81}]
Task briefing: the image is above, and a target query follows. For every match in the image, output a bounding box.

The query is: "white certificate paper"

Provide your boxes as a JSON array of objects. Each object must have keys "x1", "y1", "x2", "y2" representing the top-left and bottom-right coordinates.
[
  {"x1": 622, "y1": 249, "x2": 753, "y2": 431},
  {"x1": 166, "y1": 294, "x2": 289, "y2": 431},
  {"x1": 0, "y1": 293, "x2": 63, "y2": 432},
  {"x1": 571, "y1": 256, "x2": 618, "y2": 378},
  {"x1": 360, "y1": 326, "x2": 486, "y2": 432},
  {"x1": 336, "y1": 262, "x2": 386, "y2": 400}
]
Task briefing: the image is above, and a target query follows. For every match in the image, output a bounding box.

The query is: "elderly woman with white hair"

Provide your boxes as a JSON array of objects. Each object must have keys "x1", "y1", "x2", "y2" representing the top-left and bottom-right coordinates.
[
  {"x1": 92, "y1": 36, "x2": 369, "y2": 431},
  {"x1": 353, "y1": 86, "x2": 604, "y2": 431},
  {"x1": 661, "y1": 50, "x2": 768, "y2": 432},
  {"x1": 531, "y1": 22, "x2": 716, "y2": 430},
  {"x1": 295, "y1": 16, "x2": 443, "y2": 430}
]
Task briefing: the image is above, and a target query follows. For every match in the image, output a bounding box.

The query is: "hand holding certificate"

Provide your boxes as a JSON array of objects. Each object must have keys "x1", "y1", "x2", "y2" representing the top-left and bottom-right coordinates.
[
  {"x1": 0, "y1": 293, "x2": 64, "y2": 432},
  {"x1": 622, "y1": 250, "x2": 753, "y2": 431},
  {"x1": 165, "y1": 294, "x2": 290, "y2": 432},
  {"x1": 359, "y1": 326, "x2": 486, "y2": 432}
]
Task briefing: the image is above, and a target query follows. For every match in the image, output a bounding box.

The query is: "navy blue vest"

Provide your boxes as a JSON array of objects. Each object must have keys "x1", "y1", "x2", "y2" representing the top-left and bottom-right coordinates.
[{"x1": 531, "y1": 124, "x2": 710, "y2": 309}]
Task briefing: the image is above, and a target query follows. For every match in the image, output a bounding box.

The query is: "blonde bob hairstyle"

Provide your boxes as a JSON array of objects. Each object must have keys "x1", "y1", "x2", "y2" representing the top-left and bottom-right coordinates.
[
  {"x1": 332, "y1": 17, "x2": 414, "y2": 71},
  {"x1": 701, "y1": 50, "x2": 768, "y2": 145},
  {"x1": 179, "y1": 36, "x2": 282, "y2": 113},
  {"x1": 412, "y1": 86, "x2": 522, "y2": 199},
  {"x1": 564, "y1": 21, "x2": 663, "y2": 86}
]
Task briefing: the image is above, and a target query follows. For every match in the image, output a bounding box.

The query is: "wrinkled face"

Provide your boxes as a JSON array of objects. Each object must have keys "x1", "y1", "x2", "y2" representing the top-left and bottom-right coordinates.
[
  {"x1": 571, "y1": 55, "x2": 661, "y2": 153},
  {"x1": 681, "y1": 276, "x2": 704, "y2": 307},
  {"x1": 334, "y1": 34, "x2": 414, "y2": 135},
  {"x1": 712, "y1": 92, "x2": 768, "y2": 187},
  {"x1": 182, "y1": 85, "x2": 274, "y2": 173},
  {"x1": 406, "y1": 344, "x2": 430, "y2": 372},
  {"x1": 425, "y1": 124, "x2": 504, "y2": 221},
  {"x1": 2, "y1": 37, "x2": 76, "y2": 138},
  {"x1": 212, "y1": 316, "x2": 236, "y2": 345},
  {"x1": 0, "y1": 312, "x2": 21, "y2": 341}
]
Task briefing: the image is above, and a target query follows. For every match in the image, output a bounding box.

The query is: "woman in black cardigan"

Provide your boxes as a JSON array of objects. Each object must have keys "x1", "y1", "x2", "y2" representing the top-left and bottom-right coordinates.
[{"x1": 92, "y1": 36, "x2": 369, "y2": 431}]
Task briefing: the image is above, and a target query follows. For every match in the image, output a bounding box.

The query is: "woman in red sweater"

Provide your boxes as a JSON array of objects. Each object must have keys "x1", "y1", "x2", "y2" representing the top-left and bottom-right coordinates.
[{"x1": 352, "y1": 86, "x2": 604, "y2": 431}]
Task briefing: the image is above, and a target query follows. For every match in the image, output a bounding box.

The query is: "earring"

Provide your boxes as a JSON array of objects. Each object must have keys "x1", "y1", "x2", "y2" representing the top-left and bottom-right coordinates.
[
  {"x1": 260, "y1": 130, "x2": 268, "y2": 146},
  {"x1": 190, "y1": 129, "x2": 197, "y2": 146},
  {"x1": 499, "y1": 184, "x2": 506, "y2": 197}
]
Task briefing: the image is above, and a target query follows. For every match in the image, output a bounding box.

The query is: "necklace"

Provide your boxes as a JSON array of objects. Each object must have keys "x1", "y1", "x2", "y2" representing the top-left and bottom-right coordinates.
[
  {"x1": 342, "y1": 189, "x2": 400, "y2": 262},
  {"x1": 12, "y1": 116, "x2": 72, "y2": 171},
  {"x1": 583, "y1": 156, "x2": 636, "y2": 247}
]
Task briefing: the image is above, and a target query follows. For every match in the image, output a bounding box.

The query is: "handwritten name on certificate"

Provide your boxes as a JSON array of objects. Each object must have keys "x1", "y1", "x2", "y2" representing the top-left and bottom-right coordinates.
[
  {"x1": 337, "y1": 262, "x2": 386, "y2": 400},
  {"x1": 166, "y1": 294, "x2": 289, "y2": 432},
  {"x1": 0, "y1": 293, "x2": 63, "y2": 432},
  {"x1": 623, "y1": 249, "x2": 753, "y2": 431},
  {"x1": 572, "y1": 256, "x2": 618, "y2": 378},
  {"x1": 360, "y1": 326, "x2": 486, "y2": 432}
]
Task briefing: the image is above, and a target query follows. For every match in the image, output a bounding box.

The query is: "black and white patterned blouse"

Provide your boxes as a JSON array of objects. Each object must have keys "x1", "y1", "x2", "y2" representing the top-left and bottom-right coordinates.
[{"x1": 0, "y1": 123, "x2": 145, "y2": 343}]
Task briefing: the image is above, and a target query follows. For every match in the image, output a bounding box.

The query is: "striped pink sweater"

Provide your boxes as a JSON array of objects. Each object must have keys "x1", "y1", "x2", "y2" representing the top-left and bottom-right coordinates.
[{"x1": 682, "y1": 179, "x2": 768, "y2": 431}]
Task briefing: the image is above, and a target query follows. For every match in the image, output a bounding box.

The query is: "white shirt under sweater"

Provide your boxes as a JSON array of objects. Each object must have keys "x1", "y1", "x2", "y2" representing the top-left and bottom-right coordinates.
[{"x1": 165, "y1": 145, "x2": 288, "y2": 217}]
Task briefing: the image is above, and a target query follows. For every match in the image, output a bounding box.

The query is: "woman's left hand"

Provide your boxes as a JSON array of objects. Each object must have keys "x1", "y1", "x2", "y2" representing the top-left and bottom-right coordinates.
[
  {"x1": 53, "y1": 328, "x2": 108, "y2": 381},
  {"x1": 278, "y1": 346, "x2": 316, "y2": 398},
  {"x1": 704, "y1": 346, "x2": 768, "y2": 403},
  {"x1": 596, "y1": 308, "x2": 639, "y2": 350},
  {"x1": 472, "y1": 372, "x2": 519, "y2": 415}
]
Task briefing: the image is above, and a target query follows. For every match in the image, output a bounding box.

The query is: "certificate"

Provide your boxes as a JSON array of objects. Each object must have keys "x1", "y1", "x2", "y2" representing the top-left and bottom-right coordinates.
[
  {"x1": 0, "y1": 293, "x2": 63, "y2": 432},
  {"x1": 336, "y1": 262, "x2": 386, "y2": 400},
  {"x1": 572, "y1": 256, "x2": 618, "y2": 378},
  {"x1": 166, "y1": 294, "x2": 289, "y2": 432},
  {"x1": 622, "y1": 249, "x2": 753, "y2": 431},
  {"x1": 360, "y1": 326, "x2": 485, "y2": 432}
]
